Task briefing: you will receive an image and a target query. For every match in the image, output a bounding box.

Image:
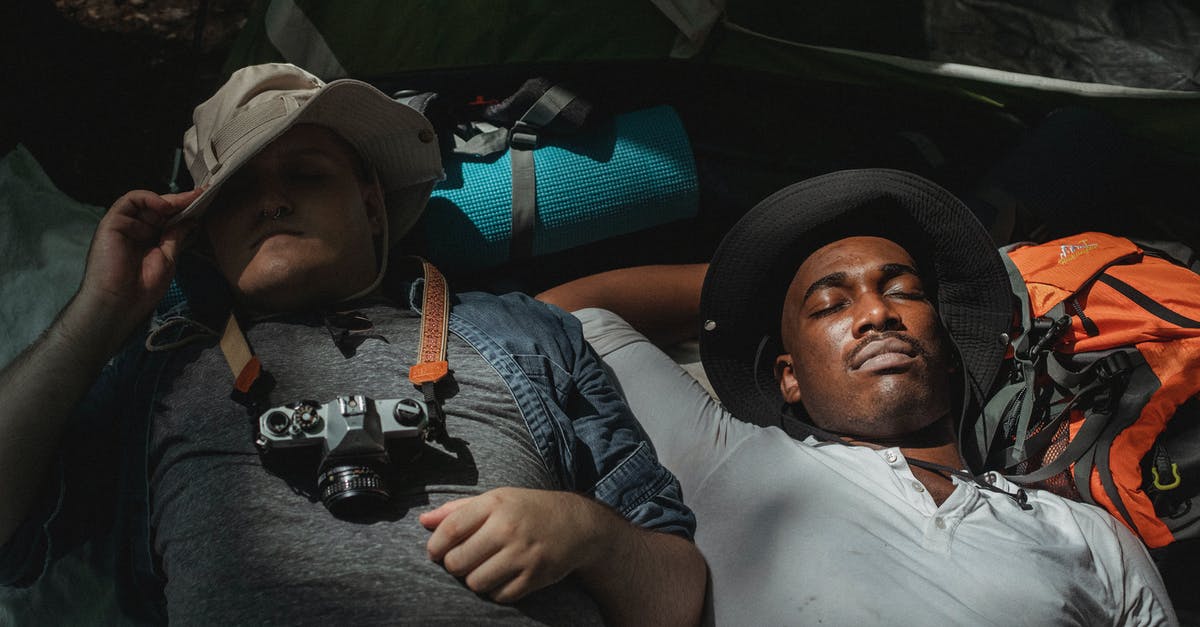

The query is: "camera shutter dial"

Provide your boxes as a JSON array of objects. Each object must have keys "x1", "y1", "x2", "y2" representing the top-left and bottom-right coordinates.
[{"x1": 293, "y1": 403, "x2": 323, "y2": 434}]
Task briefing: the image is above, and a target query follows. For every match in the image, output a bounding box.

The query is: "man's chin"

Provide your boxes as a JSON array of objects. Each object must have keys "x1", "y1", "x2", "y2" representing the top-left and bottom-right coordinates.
[
  {"x1": 234, "y1": 269, "x2": 321, "y2": 314},
  {"x1": 813, "y1": 390, "x2": 951, "y2": 441},
  {"x1": 234, "y1": 268, "x2": 379, "y2": 314}
]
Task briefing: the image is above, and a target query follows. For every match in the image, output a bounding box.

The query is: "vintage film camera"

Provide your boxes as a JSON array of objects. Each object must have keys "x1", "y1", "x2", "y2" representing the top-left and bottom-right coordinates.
[{"x1": 255, "y1": 395, "x2": 430, "y2": 516}]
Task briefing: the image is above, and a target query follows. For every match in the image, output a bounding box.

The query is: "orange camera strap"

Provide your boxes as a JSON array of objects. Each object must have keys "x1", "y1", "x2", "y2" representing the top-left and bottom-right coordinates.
[
  {"x1": 407, "y1": 258, "x2": 450, "y2": 441},
  {"x1": 218, "y1": 257, "x2": 452, "y2": 440}
]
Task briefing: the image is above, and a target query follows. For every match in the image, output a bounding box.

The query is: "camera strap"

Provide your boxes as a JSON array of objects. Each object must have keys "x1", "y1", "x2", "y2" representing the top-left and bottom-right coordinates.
[
  {"x1": 408, "y1": 257, "x2": 450, "y2": 442},
  {"x1": 217, "y1": 257, "x2": 453, "y2": 441}
]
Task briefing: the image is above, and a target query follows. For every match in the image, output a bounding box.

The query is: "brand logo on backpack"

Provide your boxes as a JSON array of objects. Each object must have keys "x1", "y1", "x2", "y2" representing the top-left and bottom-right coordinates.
[{"x1": 1058, "y1": 239, "x2": 1099, "y2": 264}]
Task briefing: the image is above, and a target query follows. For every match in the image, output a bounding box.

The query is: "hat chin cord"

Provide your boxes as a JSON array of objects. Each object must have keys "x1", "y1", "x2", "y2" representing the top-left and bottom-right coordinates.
[
  {"x1": 338, "y1": 191, "x2": 391, "y2": 304},
  {"x1": 752, "y1": 335, "x2": 1032, "y2": 510}
]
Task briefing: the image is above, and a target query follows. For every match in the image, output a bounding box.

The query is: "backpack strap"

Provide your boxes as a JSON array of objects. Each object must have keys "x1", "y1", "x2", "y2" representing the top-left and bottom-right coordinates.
[
  {"x1": 1003, "y1": 349, "x2": 1142, "y2": 484},
  {"x1": 976, "y1": 250, "x2": 1037, "y2": 463},
  {"x1": 436, "y1": 79, "x2": 590, "y2": 263},
  {"x1": 981, "y1": 240, "x2": 1140, "y2": 472},
  {"x1": 508, "y1": 85, "x2": 580, "y2": 260},
  {"x1": 1076, "y1": 352, "x2": 1160, "y2": 530}
]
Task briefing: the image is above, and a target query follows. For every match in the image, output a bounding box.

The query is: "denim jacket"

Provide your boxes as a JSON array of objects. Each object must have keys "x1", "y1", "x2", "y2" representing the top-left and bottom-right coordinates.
[{"x1": 0, "y1": 278, "x2": 694, "y2": 623}]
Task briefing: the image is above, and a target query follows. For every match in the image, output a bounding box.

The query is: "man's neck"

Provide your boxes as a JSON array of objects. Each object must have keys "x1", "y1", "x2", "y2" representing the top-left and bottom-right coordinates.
[
  {"x1": 845, "y1": 414, "x2": 955, "y2": 449},
  {"x1": 850, "y1": 416, "x2": 964, "y2": 506},
  {"x1": 235, "y1": 286, "x2": 388, "y2": 320}
]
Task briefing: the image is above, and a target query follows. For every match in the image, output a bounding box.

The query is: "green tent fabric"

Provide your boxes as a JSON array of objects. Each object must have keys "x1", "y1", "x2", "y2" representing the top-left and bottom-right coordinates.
[
  {"x1": 0, "y1": 146, "x2": 134, "y2": 625},
  {"x1": 224, "y1": 0, "x2": 1200, "y2": 158},
  {"x1": 225, "y1": 0, "x2": 683, "y2": 77},
  {"x1": 0, "y1": 145, "x2": 101, "y2": 367}
]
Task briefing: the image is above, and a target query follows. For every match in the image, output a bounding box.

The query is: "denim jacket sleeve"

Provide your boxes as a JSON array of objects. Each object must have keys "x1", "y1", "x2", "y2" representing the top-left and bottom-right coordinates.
[{"x1": 447, "y1": 289, "x2": 696, "y2": 539}]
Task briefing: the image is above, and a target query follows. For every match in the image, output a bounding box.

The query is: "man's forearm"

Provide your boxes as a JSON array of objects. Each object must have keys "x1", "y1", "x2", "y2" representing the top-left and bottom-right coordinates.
[
  {"x1": 421, "y1": 487, "x2": 706, "y2": 623},
  {"x1": 575, "y1": 506, "x2": 707, "y2": 627},
  {"x1": 536, "y1": 264, "x2": 708, "y2": 345},
  {"x1": 0, "y1": 295, "x2": 123, "y2": 545}
]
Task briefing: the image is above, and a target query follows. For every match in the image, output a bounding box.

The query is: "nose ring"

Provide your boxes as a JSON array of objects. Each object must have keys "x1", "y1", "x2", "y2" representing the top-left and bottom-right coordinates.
[{"x1": 263, "y1": 206, "x2": 291, "y2": 220}]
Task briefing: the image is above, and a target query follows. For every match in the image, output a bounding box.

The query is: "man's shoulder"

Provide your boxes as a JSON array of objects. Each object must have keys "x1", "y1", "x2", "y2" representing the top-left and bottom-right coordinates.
[
  {"x1": 455, "y1": 290, "x2": 575, "y2": 328},
  {"x1": 986, "y1": 472, "x2": 1140, "y2": 543},
  {"x1": 450, "y1": 290, "x2": 585, "y2": 356}
]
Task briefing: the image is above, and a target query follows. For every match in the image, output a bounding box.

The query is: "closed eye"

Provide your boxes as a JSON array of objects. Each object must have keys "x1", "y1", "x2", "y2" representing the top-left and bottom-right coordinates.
[
  {"x1": 810, "y1": 301, "x2": 848, "y2": 318},
  {"x1": 289, "y1": 169, "x2": 328, "y2": 182}
]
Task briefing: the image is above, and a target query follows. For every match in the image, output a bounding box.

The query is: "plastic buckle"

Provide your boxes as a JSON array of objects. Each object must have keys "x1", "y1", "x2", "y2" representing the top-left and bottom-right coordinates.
[
  {"x1": 1152, "y1": 463, "x2": 1183, "y2": 491},
  {"x1": 509, "y1": 123, "x2": 539, "y2": 150},
  {"x1": 1095, "y1": 351, "x2": 1133, "y2": 381},
  {"x1": 1027, "y1": 315, "x2": 1072, "y2": 357}
]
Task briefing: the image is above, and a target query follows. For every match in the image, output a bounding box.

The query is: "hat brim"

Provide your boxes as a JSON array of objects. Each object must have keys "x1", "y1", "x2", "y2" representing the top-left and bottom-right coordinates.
[
  {"x1": 170, "y1": 78, "x2": 443, "y2": 244},
  {"x1": 699, "y1": 168, "x2": 1011, "y2": 431}
]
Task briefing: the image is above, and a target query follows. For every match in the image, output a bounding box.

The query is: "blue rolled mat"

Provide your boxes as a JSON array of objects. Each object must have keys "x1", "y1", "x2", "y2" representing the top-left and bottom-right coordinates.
[{"x1": 416, "y1": 105, "x2": 698, "y2": 273}]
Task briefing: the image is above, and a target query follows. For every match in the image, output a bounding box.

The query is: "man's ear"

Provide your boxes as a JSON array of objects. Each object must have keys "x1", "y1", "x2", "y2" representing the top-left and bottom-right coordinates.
[{"x1": 774, "y1": 354, "x2": 802, "y2": 404}]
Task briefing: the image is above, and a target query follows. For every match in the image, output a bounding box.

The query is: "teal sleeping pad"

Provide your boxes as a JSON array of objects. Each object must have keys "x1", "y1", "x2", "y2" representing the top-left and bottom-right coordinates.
[{"x1": 416, "y1": 105, "x2": 698, "y2": 273}]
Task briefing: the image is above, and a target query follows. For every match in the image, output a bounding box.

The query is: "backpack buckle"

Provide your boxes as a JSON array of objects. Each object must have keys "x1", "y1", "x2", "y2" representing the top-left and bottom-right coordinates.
[
  {"x1": 509, "y1": 122, "x2": 539, "y2": 150},
  {"x1": 1020, "y1": 315, "x2": 1072, "y2": 360},
  {"x1": 1152, "y1": 463, "x2": 1183, "y2": 491},
  {"x1": 1095, "y1": 351, "x2": 1133, "y2": 381}
]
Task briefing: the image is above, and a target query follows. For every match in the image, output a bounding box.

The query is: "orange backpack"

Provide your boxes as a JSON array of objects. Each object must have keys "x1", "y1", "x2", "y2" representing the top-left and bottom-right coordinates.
[{"x1": 975, "y1": 232, "x2": 1200, "y2": 548}]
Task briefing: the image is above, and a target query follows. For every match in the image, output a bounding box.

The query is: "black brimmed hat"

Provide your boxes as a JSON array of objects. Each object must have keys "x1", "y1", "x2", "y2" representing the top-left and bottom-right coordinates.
[{"x1": 699, "y1": 169, "x2": 1012, "y2": 435}]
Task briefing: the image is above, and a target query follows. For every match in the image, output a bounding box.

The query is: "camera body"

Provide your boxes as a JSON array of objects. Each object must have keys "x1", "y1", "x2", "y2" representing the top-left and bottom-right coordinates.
[{"x1": 255, "y1": 395, "x2": 430, "y2": 516}]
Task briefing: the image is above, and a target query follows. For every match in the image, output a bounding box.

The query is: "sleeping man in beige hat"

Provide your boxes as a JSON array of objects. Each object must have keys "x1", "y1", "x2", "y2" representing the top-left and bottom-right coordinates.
[{"x1": 0, "y1": 63, "x2": 704, "y2": 626}]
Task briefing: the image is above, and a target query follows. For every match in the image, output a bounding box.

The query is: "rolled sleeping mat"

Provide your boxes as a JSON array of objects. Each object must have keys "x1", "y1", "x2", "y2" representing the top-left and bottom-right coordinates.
[{"x1": 414, "y1": 105, "x2": 698, "y2": 274}]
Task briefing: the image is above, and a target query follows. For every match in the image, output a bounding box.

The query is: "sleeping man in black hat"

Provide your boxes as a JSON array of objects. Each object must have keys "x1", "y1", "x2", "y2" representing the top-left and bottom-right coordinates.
[{"x1": 538, "y1": 169, "x2": 1177, "y2": 625}]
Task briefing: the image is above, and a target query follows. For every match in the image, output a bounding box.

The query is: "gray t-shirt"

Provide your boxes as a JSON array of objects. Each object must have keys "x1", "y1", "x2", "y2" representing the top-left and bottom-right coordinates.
[
  {"x1": 576, "y1": 307, "x2": 1177, "y2": 626},
  {"x1": 148, "y1": 302, "x2": 603, "y2": 626}
]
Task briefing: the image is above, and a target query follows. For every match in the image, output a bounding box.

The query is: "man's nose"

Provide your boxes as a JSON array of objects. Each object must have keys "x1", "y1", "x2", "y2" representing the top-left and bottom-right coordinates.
[
  {"x1": 249, "y1": 175, "x2": 292, "y2": 220},
  {"x1": 853, "y1": 292, "x2": 902, "y2": 336}
]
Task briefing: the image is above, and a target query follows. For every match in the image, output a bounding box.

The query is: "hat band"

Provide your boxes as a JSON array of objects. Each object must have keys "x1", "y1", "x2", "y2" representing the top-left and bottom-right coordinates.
[{"x1": 209, "y1": 96, "x2": 296, "y2": 166}]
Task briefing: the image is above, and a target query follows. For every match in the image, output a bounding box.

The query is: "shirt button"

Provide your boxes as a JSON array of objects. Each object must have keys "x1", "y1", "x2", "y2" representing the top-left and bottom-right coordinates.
[
  {"x1": 885, "y1": 451, "x2": 898, "y2": 463},
  {"x1": 934, "y1": 517, "x2": 946, "y2": 529},
  {"x1": 912, "y1": 481, "x2": 925, "y2": 493}
]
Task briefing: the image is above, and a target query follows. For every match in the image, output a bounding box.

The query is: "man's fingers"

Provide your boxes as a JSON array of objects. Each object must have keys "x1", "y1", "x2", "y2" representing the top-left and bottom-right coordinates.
[
  {"x1": 135, "y1": 205, "x2": 166, "y2": 228},
  {"x1": 101, "y1": 191, "x2": 203, "y2": 255},
  {"x1": 424, "y1": 498, "x2": 488, "y2": 561},
  {"x1": 490, "y1": 571, "x2": 538, "y2": 605},
  {"x1": 106, "y1": 211, "x2": 160, "y2": 244},
  {"x1": 419, "y1": 497, "x2": 470, "y2": 529},
  {"x1": 110, "y1": 188, "x2": 201, "y2": 225},
  {"x1": 159, "y1": 187, "x2": 205, "y2": 225},
  {"x1": 161, "y1": 187, "x2": 205, "y2": 211},
  {"x1": 440, "y1": 518, "x2": 509, "y2": 577},
  {"x1": 461, "y1": 554, "x2": 523, "y2": 601},
  {"x1": 159, "y1": 221, "x2": 196, "y2": 268}
]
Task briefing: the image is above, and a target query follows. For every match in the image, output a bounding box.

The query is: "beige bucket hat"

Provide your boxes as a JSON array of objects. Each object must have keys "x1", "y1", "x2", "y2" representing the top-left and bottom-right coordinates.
[{"x1": 174, "y1": 63, "x2": 444, "y2": 244}]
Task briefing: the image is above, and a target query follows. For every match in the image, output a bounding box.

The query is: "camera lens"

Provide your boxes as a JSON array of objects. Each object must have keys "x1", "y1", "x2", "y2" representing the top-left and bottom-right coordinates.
[{"x1": 318, "y1": 465, "x2": 390, "y2": 517}]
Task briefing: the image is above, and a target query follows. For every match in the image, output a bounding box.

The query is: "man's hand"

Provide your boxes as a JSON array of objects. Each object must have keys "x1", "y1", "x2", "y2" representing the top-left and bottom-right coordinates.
[
  {"x1": 0, "y1": 188, "x2": 201, "y2": 547},
  {"x1": 421, "y1": 487, "x2": 706, "y2": 626},
  {"x1": 420, "y1": 487, "x2": 605, "y2": 604},
  {"x1": 75, "y1": 189, "x2": 201, "y2": 342}
]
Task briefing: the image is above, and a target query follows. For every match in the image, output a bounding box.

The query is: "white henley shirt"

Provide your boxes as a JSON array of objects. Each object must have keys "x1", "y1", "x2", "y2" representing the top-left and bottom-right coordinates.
[{"x1": 576, "y1": 307, "x2": 1176, "y2": 626}]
